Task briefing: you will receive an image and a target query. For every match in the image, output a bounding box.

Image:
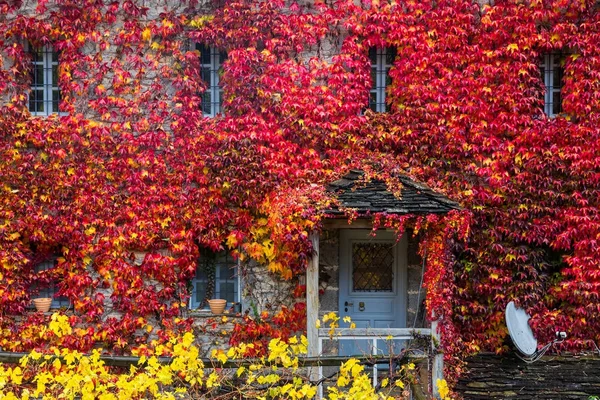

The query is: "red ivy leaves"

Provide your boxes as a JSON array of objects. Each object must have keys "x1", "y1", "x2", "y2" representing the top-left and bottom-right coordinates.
[{"x1": 0, "y1": 1, "x2": 599, "y2": 386}]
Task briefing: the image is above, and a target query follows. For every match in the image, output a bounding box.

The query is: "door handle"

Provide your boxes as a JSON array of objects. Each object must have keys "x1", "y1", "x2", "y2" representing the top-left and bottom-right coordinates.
[
  {"x1": 359, "y1": 302, "x2": 365, "y2": 311},
  {"x1": 344, "y1": 301, "x2": 353, "y2": 312}
]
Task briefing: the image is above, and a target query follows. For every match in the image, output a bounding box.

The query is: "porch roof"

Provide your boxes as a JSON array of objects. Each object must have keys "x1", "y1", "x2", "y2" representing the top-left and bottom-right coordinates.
[{"x1": 326, "y1": 170, "x2": 460, "y2": 215}]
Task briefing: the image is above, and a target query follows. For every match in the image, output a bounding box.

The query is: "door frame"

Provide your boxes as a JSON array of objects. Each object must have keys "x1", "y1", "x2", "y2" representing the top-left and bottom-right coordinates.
[{"x1": 339, "y1": 229, "x2": 408, "y2": 328}]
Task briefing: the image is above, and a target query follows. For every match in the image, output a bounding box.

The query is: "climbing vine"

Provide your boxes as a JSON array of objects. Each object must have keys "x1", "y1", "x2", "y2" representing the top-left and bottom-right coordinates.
[{"x1": 1, "y1": 0, "x2": 599, "y2": 390}]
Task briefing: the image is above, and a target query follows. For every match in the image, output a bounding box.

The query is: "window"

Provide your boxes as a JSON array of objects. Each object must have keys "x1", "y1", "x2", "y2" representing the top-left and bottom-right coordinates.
[
  {"x1": 31, "y1": 256, "x2": 70, "y2": 309},
  {"x1": 197, "y1": 44, "x2": 226, "y2": 117},
  {"x1": 28, "y1": 45, "x2": 61, "y2": 116},
  {"x1": 540, "y1": 53, "x2": 564, "y2": 117},
  {"x1": 369, "y1": 47, "x2": 396, "y2": 112},
  {"x1": 190, "y1": 250, "x2": 239, "y2": 309}
]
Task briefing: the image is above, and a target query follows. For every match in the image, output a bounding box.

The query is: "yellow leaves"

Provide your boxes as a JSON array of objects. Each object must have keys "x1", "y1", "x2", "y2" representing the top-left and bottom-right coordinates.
[
  {"x1": 188, "y1": 15, "x2": 214, "y2": 28},
  {"x1": 211, "y1": 349, "x2": 228, "y2": 364},
  {"x1": 49, "y1": 313, "x2": 73, "y2": 338},
  {"x1": 506, "y1": 43, "x2": 519, "y2": 52},
  {"x1": 84, "y1": 226, "x2": 96, "y2": 236},
  {"x1": 52, "y1": 358, "x2": 62, "y2": 373},
  {"x1": 6, "y1": 232, "x2": 20, "y2": 241},
  {"x1": 10, "y1": 366, "x2": 23, "y2": 385},
  {"x1": 262, "y1": 239, "x2": 274, "y2": 261},
  {"x1": 67, "y1": 167, "x2": 75, "y2": 176},
  {"x1": 141, "y1": 27, "x2": 152, "y2": 42},
  {"x1": 206, "y1": 372, "x2": 219, "y2": 388},
  {"x1": 6, "y1": 329, "x2": 409, "y2": 399},
  {"x1": 436, "y1": 378, "x2": 451, "y2": 400},
  {"x1": 226, "y1": 233, "x2": 238, "y2": 249}
]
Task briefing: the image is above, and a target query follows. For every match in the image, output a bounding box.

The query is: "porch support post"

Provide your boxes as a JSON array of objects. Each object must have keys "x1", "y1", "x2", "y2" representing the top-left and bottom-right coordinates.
[
  {"x1": 306, "y1": 232, "x2": 320, "y2": 379},
  {"x1": 431, "y1": 317, "x2": 444, "y2": 398}
]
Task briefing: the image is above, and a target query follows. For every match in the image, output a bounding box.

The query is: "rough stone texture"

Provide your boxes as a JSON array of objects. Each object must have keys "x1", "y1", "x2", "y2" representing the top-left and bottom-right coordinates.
[
  {"x1": 455, "y1": 353, "x2": 600, "y2": 399},
  {"x1": 241, "y1": 260, "x2": 295, "y2": 315},
  {"x1": 189, "y1": 312, "x2": 243, "y2": 357},
  {"x1": 318, "y1": 229, "x2": 340, "y2": 318}
]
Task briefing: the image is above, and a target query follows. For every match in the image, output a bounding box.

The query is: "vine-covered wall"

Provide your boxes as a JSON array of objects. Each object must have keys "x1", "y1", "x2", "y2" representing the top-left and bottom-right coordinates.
[{"x1": 0, "y1": 0, "x2": 599, "y2": 387}]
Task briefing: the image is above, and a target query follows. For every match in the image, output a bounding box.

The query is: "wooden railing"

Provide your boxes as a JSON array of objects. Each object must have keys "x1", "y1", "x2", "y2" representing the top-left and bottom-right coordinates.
[{"x1": 315, "y1": 327, "x2": 435, "y2": 397}]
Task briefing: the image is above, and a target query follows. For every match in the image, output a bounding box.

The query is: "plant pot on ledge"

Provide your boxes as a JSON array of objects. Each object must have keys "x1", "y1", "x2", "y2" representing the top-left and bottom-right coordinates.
[
  {"x1": 33, "y1": 297, "x2": 52, "y2": 312},
  {"x1": 207, "y1": 299, "x2": 227, "y2": 315}
]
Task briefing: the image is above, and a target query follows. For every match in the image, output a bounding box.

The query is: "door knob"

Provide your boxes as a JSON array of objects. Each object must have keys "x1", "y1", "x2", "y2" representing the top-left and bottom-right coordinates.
[{"x1": 359, "y1": 302, "x2": 365, "y2": 311}]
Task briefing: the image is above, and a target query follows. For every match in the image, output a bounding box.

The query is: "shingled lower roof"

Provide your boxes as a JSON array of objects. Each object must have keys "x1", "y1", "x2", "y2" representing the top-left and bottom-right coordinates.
[{"x1": 326, "y1": 170, "x2": 460, "y2": 215}]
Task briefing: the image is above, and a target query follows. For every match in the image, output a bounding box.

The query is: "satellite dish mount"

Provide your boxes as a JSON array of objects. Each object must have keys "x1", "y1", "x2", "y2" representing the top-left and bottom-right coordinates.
[{"x1": 505, "y1": 301, "x2": 566, "y2": 363}]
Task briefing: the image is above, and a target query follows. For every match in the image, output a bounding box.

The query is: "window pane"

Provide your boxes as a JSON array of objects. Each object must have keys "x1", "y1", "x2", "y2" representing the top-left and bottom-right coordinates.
[
  {"x1": 369, "y1": 47, "x2": 377, "y2": 63},
  {"x1": 369, "y1": 92, "x2": 377, "y2": 111},
  {"x1": 219, "y1": 282, "x2": 235, "y2": 303},
  {"x1": 198, "y1": 44, "x2": 211, "y2": 64},
  {"x1": 201, "y1": 66, "x2": 211, "y2": 84},
  {"x1": 52, "y1": 66, "x2": 59, "y2": 86},
  {"x1": 29, "y1": 90, "x2": 44, "y2": 113},
  {"x1": 52, "y1": 90, "x2": 60, "y2": 112},
  {"x1": 202, "y1": 92, "x2": 212, "y2": 115},
  {"x1": 31, "y1": 48, "x2": 43, "y2": 62},
  {"x1": 385, "y1": 68, "x2": 393, "y2": 86},
  {"x1": 191, "y1": 249, "x2": 238, "y2": 308},
  {"x1": 553, "y1": 65, "x2": 562, "y2": 87},
  {"x1": 32, "y1": 257, "x2": 69, "y2": 308},
  {"x1": 195, "y1": 281, "x2": 207, "y2": 304},
  {"x1": 552, "y1": 92, "x2": 562, "y2": 115},
  {"x1": 385, "y1": 47, "x2": 397, "y2": 65},
  {"x1": 352, "y1": 242, "x2": 394, "y2": 292},
  {"x1": 33, "y1": 64, "x2": 44, "y2": 85}
]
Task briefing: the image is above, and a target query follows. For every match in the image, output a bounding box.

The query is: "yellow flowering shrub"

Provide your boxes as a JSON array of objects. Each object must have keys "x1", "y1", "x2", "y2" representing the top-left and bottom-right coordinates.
[{"x1": 0, "y1": 313, "x2": 419, "y2": 399}]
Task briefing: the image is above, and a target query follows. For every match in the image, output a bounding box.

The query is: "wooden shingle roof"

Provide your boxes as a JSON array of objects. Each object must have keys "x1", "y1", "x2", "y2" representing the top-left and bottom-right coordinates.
[{"x1": 326, "y1": 170, "x2": 460, "y2": 215}]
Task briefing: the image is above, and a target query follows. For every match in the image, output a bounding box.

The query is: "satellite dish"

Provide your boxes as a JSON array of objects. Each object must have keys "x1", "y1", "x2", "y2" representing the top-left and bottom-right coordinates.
[{"x1": 505, "y1": 301, "x2": 538, "y2": 356}]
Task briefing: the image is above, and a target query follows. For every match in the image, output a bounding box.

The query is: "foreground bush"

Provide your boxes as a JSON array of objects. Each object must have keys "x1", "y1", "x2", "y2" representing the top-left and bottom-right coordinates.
[{"x1": 0, "y1": 313, "x2": 421, "y2": 399}]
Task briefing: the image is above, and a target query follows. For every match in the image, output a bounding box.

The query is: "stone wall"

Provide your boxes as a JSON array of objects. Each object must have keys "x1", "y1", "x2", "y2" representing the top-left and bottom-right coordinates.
[
  {"x1": 189, "y1": 312, "x2": 244, "y2": 357},
  {"x1": 241, "y1": 260, "x2": 296, "y2": 315},
  {"x1": 455, "y1": 353, "x2": 600, "y2": 399}
]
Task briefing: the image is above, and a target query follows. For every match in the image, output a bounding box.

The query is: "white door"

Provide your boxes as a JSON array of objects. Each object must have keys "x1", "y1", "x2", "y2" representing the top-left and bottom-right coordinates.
[{"x1": 338, "y1": 229, "x2": 407, "y2": 357}]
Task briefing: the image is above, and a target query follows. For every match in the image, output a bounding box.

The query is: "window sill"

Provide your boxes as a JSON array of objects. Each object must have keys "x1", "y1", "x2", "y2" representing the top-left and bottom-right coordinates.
[{"x1": 188, "y1": 309, "x2": 244, "y2": 318}]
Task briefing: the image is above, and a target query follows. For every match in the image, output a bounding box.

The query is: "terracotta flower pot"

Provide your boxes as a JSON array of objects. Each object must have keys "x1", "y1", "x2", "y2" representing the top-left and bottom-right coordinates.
[
  {"x1": 33, "y1": 297, "x2": 52, "y2": 312},
  {"x1": 207, "y1": 299, "x2": 227, "y2": 314}
]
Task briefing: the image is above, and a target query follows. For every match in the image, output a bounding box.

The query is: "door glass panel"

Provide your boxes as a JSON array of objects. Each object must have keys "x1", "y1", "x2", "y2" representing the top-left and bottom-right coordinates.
[{"x1": 352, "y1": 242, "x2": 394, "y2": 292}]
